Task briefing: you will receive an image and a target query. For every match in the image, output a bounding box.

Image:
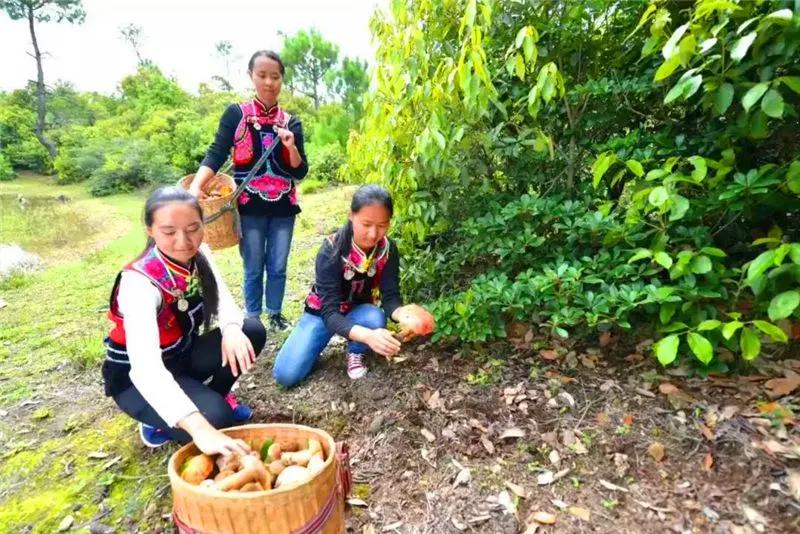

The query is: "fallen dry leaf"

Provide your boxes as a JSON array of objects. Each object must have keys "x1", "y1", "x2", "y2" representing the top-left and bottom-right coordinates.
[
  {"x1": 421, "y1": 428, "x2": 436, "y2": 442},
  {"x1": 531, "y1": 511, "x2": 556, "y2": 525},
  {"x1": 469, "y1": 418, "x2": 488, "y2": 433},
  {"x1": 599, "y1": 479, "x2": 629, "y2": 492},
  {"x1": 499, "y1": 427, "x2": 526, "y2": 439},
  {"x1": 550, "y1": 499, "x2": 568, "y2": 510},
  {"x1": 648, "y1": 442, "x2": 665, "y2": 462},
  {"x1": 480, "y1": 435, "x2": 495, "y2": 455},
  {"x1": 703, "y1": 453, "x2": 714, "y2": 470},
  {"x1": 625, "y1": 353, "x2": 644, "y2": 363},
  {"x1": 541, "y1": 431, "x2": 559, "y2": 447},
  {"x1": 699, "y1": 424, "x2": 715, "y2": 441},
  {"x1": 549, "y1": 449, "x2": 561, "y2": 466},
  {"x1": 568, "y1": 506, "x2": 591, "y2": 522},
  {"x1": 764, "y1": 372, "x2": 800, "y2": 399},
  {"x1": 453, "y1": 467, "x2": 471, "y2": 487},
  {"x1": 362, "y1": 525, "x2": 377, "y2": 534},
  {"x1": 635, "y1": 387, "x2": 656, "y2": 398},
  {"x1": 505, "y1": 480, "x2": 529, "y2": 499},
  {"x1": 659, "y1": 383, "x2": 679, "y2": 395},
  {"x1": 757, "y1": 401, "x2": 795, "y2": 424},
  {"x1": 742, "y1": 505, "x2": 768, "y2": 531},
  {"x1": 540, "y1": 349, "x2": 560, "y2": 361},
  {"x1": 544, "y1": 371, "x2": 576, "y2": 383},
  {"x1": 720, "y1": 405, "x2": 740, "y2": 421},
  {"x1": 787, "y1": 469, "x2": 800, "y2": 500},
  {"x1": 537, "y1": 470, "x2": 555, "y2": 486},
  {"x1": 426, "y1": 390, "x2": 443, "y2": 410},
  {"x1": 57, "y1": 515, "x2": 74, "y2": 532},
  {"x1": 450, "y1": 517, "x2": 467, "y2": 531},
  {"x1": 596, "y1": 412, "x2": 611, "y2": 426},
  {"x1": 521, "y1": 523, "x2": 539, "y2": 534},
  {"x1": 348, "y1": 498, "x2": 368, "y2": 507},
  {"x1": 599, "y1": 331, "x2": 613, "y2": 347},
  {"x1": 498, "y1": 490, "x2": 517, "y2": 514},
  {"x1": 580, "y1": 355, "x2": 596, "y2": 369},
  {"x1": 599, "y1": 379, "x2": 616, "y2": 392},
  {"x1": 623, "y1": 414, "x2": 634, "y2": 426}
]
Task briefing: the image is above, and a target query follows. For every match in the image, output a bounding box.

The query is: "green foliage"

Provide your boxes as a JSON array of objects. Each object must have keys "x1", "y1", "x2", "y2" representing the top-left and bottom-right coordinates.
[
  {"x1": 281, "y1": 28, "x2": 340, "y2": 108},
  {"x1": 0, "y1": 152, "x2": 16, "y2": 180},
  {"x1": 298, "y1": 178, "x2": 325, "y2": 195},
  {"x1": 306, "y1": 142, "x2": 345, "y2": 183},
  {"x1": 0, "y1": 92, "x2": 50, "y2": 172},
  {"x1": 310, "y1": 103, "x2": 352, "y2": 147},
  {"x1": 354, "y1": 0, "x2": 800, "y2": 367},
  {"x1": 327, "y1": 57, "x2": 369, "y2": 118},
  {"x1": 0, "y1": 0, "x2": 85, "y2": 24}
]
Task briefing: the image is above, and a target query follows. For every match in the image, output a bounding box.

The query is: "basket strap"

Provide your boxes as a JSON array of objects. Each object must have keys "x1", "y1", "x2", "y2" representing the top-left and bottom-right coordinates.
[
  {"x1": 335, "y1": 441, "x2": 352, "y2": 499},
  {"x1": 172, "y1": 510, "x2": 201, "y2": 534},
  {"x1": 292, "y1": 442, "x2": 351, "y2": 534},
  {"x1": 203, "y1": 131, "x2": 282, "y2": 225}
]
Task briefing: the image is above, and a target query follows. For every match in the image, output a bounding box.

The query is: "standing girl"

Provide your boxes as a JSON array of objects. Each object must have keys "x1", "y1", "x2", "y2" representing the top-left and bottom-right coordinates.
[{"x1": 191, "y1": 50, "x2": 308, "y2": 331}]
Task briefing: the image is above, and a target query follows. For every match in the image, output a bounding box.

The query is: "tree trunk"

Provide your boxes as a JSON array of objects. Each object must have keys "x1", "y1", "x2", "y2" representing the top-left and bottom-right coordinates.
[{"x1": 28, "y1": 5, "x2": 58, "y2": 160}]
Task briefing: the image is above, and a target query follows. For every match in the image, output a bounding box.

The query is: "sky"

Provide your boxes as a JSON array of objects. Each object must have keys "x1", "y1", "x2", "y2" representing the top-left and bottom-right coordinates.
[{"x1": 0, "y1": 0, "x2": 385, "y2": 94}]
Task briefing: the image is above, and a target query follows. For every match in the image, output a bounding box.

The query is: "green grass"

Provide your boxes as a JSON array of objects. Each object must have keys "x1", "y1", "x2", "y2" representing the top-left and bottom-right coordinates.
[{"x1": 0, "y1": 174, "x2": 354, "y2": 531}]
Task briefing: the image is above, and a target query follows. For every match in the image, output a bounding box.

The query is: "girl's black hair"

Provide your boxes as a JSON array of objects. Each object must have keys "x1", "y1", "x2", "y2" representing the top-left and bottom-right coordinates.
[
  {"x1": 328, "y1": 184, "x2": 394, "y2": 261},
  {"x1": 248, "y1": 50, "x2": 285, "y2": 76},
  {"x1": 142, "y1": 187, "x2": 218, "y2": 332}
]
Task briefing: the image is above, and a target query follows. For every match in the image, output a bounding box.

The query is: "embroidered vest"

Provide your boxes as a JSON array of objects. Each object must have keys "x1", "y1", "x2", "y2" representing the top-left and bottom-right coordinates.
[
  {"x1": 102, "y1": 247, "x2": 204, "y2": 396},
  {"x1": 305, "y1": 236, "x2": 391, "y2": 315}
]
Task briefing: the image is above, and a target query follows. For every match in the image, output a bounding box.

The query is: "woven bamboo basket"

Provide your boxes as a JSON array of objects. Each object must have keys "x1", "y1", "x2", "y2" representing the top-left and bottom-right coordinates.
[
  {"x1": 168, "y1": 424, "x2": 347, "y2": 534},
  {"x1": 178, "y1": 173, "x2": 239, "y2": 250}
]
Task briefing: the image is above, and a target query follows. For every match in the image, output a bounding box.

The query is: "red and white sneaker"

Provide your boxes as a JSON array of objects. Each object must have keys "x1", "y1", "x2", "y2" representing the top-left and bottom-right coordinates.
[
  {"x1": 346, "y1": 352, "x2": 367, "y2": 380},
  {"x1": 224, "y1": 392, "x2": 252, "y2": 422}
]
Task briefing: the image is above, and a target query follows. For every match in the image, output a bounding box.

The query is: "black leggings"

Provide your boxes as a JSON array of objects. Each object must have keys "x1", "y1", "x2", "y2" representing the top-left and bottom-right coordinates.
[{"x1": 113, "y1": 318, "x2": 266, "y2": 443}]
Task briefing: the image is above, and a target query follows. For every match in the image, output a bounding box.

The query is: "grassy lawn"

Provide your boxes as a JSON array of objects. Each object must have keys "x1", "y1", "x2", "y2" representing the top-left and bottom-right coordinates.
[{"x1": 0, "y1": 174, "x2": 353, "y2": 531}]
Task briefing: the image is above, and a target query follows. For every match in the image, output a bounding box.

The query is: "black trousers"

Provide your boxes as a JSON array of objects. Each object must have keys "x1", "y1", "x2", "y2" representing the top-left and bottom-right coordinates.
[{"x1": 113, "y1": 318, "x2": 266, "y2": 443}]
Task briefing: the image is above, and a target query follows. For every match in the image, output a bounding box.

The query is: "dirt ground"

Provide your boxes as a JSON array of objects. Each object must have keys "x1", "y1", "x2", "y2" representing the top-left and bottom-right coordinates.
[{"x1": 223, "y1": 332, "x2": 800, "y2": 534}]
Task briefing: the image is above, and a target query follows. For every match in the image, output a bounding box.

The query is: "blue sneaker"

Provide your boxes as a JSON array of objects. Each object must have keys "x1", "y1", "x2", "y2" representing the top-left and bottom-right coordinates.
[
  {"x1": 225, "y1": 392, "x2": 252, "y2": 423},
  {"x1": 139, "y1": 423, "x2": 172, "y2": 448}
]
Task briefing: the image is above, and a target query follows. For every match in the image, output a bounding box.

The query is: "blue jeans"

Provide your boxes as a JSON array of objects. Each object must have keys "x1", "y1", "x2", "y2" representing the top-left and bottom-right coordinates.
[
  {"x1": 273, "y1": 304, "x2": 386, "y2": 388},
  {"x1": 239, "y1": 214, "x2": 295, "y2": 317}
]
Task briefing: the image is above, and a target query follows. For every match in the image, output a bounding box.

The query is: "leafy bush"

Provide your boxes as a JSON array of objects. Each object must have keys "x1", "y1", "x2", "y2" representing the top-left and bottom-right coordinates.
[
  {"x1": 306, "y1": 143, "x2": 345, "y2": 183},
  {"x1": 298, "y1": 178, "x2": 325, "y2": 194},
  {"x1": 0, "y1": 153, "x2": 16, "y2": 181},
  {"x1": 353, "y1": 0, "x2": 800, "y2": 368},
  {"x1": 89, "y1": 139, "x2": 178, "y2": 196}
]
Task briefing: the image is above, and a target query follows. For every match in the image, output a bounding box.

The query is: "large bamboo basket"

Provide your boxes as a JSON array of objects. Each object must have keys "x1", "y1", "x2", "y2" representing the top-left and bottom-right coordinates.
[
  {"x1": 178, "y1": 173, "x2": 239, "y2": 250},
  {"x1": 168, "y1": 424, "x2": 347, "y2": 534}
]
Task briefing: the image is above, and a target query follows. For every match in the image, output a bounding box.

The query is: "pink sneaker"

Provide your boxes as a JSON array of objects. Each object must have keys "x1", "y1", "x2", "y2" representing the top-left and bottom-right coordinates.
[
  {"x1": 346, "y1": 353, "x2": 367, "y2": 379},
  {"x1": 224, "y1": 392, "x2": 252, "y2": 422}
]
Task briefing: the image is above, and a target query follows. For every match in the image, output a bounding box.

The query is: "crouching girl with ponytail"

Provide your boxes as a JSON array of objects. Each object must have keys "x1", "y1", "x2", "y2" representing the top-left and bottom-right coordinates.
[{"x1": 102, "y1": 187, "x2": 266, "y2": 455}]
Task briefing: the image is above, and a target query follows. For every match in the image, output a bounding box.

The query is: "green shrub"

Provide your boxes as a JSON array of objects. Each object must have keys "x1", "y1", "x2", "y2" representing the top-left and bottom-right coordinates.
[
  {"x1": 0, "y1": 153, "x2": 16, "y2": 181},
  {"x1": 298, "y1": 178, "x2": 326, "y2": 194},
  {"x1": 307, "y1": 143, "x2": 345, "y2": 183}
]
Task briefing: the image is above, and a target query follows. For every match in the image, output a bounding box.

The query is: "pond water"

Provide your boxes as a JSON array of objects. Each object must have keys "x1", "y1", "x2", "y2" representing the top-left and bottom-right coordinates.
[{"x1": 0, "y1": 193, "x2": 97, "y2": 256}]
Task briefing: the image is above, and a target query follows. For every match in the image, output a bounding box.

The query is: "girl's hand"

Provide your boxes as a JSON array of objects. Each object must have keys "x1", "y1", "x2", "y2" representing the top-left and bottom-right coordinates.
[
  {"x1": 192, "y1": 425, "x2": 251, "y2": 457},
  {"x1": 178, "y1": 412, "x2": 251, "y2": 456},
  {"x1": 365, "y1": 328, "x2": 402, "y2": 358},
  {"x1": 274, "y1": 126, "x2": 296, "y2": 149},
  {"x1": 221, "y1": 327, "x2": 255, "y2": 377}
]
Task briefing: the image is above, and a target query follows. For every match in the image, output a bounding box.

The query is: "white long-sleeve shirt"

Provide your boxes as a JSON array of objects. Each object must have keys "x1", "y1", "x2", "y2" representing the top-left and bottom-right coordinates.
[{"x1": 117, "y1": 244, "x2": 243, "y2": 428}]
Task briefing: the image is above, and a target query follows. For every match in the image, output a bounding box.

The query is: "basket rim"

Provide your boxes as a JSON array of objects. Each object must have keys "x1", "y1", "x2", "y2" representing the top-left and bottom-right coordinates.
[{"x1": 168, "y1": 423, "x2": 337, "y2": 498}]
